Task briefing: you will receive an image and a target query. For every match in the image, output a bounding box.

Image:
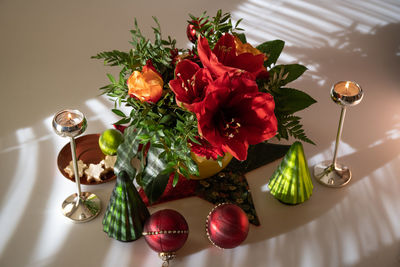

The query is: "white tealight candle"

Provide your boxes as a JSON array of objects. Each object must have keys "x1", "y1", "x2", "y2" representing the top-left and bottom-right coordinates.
[
  {"x1": 333, "y1": 81, "x2": 360, "y2": 97},
  {"x1": 55, "y1": 110, "x2": 83, "y2": 127}
]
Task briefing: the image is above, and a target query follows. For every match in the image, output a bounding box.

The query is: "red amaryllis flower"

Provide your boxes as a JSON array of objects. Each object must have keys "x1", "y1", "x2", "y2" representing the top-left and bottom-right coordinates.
[
  {"x1": 197, "y1": 33, "x2": 268, "y2": 80},
  {"x1": 169, "y1": 59, "x2": 213, "y2": 112},
  {"x1": 189, "y1": 136, "x2": 224, "y2": 160},
  {"x1": 196, "y1": 73, "x2": 277, "y2": 161}
]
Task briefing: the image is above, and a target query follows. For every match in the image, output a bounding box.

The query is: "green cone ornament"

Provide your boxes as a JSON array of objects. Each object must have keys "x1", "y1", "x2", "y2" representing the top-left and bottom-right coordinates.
[
  {"x1": 268, "y1": 141, "x2": 313, "y2": 204},
  {"x1": 103, "y1": 170, "x2": 150, "y2": 241}
]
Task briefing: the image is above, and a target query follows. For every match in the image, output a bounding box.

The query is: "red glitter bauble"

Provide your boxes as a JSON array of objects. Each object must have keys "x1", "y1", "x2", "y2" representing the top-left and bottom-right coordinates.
[
  {"x1": 206, "y1": 203, "x2": 249, "y2": 249},
  {"x1": 143, "y1": 209, "x2": 189, "y2": 253}
]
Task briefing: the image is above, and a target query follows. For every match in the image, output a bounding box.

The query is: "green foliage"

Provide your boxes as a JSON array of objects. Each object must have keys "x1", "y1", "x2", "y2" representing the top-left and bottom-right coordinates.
[
  {"x1": 269, "y1": 64, "x2": 308, "y2": 85},
  {"x1": 257, "y1": 40, "x2": 285, "y2": 68},
  {"x1": 260, "y1": 63, "x2": 316, "y2": 145},
  {"x1": 188, "y1": 9, "x2": 244, "y2": 49},
  {"x1": 275, "y1": 115, "x2": 315, "y2": 145},
  {"x1": 91, "y1": 17, "x2": 177, "y2": 83},
  {"x1": 274, "y1": 88, "x2": 317, "y2": 115}
]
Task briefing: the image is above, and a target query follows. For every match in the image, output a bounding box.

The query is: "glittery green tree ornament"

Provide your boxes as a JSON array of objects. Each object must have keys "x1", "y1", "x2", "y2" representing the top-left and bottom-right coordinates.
[
  {"x1": 268, "y1": 141, "x2": 313, "y2": 204},
  {"x1": 103, "y1": 171, "x2": 150, "y2": 241}
]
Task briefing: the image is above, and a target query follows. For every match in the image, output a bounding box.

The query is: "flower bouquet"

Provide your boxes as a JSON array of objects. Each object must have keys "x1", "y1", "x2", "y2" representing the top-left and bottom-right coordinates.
[{"x1": 92, "y1": 10, "x2": 316, "y2": 204}]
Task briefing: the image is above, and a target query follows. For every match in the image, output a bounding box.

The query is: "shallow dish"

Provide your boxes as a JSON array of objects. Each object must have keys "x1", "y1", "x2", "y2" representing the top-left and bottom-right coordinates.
[{"x1": 57, "y1": 134, "x2": 116, "y2": 185}]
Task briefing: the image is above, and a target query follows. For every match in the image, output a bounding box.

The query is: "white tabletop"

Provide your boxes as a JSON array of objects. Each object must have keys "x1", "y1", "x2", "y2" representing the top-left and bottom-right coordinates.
[{"x1": 1, "y1": 0, "x2": 400, "y2": 266}]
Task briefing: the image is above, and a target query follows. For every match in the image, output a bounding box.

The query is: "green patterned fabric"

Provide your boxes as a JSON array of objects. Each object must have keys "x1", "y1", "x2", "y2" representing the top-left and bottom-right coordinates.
[
  {"x1": 103, "y1": 171, "x2": 150, "y2": 241},
  {"x1": 113, "y1": 126, "x2": 142, "y2": 179},
  {"x1": 268, "y1": 141, "x2": 313, "y2": 205}
]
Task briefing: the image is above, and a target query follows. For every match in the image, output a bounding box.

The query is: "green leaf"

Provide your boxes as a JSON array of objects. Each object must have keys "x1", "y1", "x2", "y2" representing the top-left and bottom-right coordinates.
[
  {"x1": 112, "y1": 109, "x2": 126, "y2": 117},
  {"x1": 235, "y1": 33, "x2": 247, "y2": 44},
  {"x1": 256, "y1": 40, "x2": 285, "y2": 67},
  {"x1": 270, "y1": 64, "x2": 307, "y2": 86},
  {"x1": 275, "y1": 88, "x2": 317, "y2": 115},
  {"x1": 107, "y1": 73, "x2": 116, "y2": 84},
  {"x1": 172, "y1": 172, "x2": 180, "y2": 187},
  {"x1": 185, "y1": 158, "x2": 199, "y2": 176},
  {"x1": 114, "y1": 117, "x2": 131, "y2": 125}
]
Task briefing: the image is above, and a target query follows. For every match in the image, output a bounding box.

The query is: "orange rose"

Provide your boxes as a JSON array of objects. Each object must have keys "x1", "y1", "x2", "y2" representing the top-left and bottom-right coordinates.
[
  {"x1": 127, "y1": 61, "x2": 163, "y2": 103},
  {"x1": 234, "y1": 36, "x2": 268, "y2": 61}
]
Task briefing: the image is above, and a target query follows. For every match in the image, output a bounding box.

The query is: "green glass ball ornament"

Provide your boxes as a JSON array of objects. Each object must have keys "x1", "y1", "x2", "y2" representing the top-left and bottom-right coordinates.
[
  {"x1": 268, "y1": 141, "x2": 313, "y2": 205},
  {"x1": 103, "y1": 170, "x2": 150, "y2": 241}
]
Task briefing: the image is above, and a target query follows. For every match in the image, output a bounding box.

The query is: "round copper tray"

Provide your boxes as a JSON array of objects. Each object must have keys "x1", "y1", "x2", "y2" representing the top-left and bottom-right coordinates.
[{"x1": 57, "y1": 134, "x2": 116, "y2": 185}]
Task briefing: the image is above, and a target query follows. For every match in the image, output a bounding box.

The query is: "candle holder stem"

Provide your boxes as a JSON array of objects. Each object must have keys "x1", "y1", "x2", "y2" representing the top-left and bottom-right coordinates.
[
  {"x1": 61, "y1": 137, "x2": 102, "y2": 222},
  {"x1": 332, "y1": 107, "x2": 346, "y2": 168},
  {"x1": 313, "y1": 106, "x2": 351, "y2": 187},
  {"x1": 69, "y1": 136, "x2": 82, "y2": 197}
]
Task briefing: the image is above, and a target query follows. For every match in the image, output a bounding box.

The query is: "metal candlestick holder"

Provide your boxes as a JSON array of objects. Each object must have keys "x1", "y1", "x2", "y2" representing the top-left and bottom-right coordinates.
[
  {"x1": 53, "y1": 109, "x2": 101, "y2": 222},
  {"x1": 313, "y1": 81, "x2": 363, "y2": 187}
]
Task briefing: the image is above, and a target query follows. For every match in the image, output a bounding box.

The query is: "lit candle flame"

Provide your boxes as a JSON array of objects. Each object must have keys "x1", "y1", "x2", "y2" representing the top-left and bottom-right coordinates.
[
  {"x1": 67, "y1": 113, "x2": 72, "y2": 120},
  {"x1": 345, "y1": 81, "x2": 350, "y2": 89}
]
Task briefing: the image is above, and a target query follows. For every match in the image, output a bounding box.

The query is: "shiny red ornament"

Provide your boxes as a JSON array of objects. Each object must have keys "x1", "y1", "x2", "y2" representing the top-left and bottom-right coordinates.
[
  {"x1": 186, "y1": 19, "x2": 211, "y2": 43},
  {"x1": 143, "y1": 209, "x2": 189, "y2": 265},
  {"x1": 186, "y1": 23, "x2": 197, "y2": 43},
  {"x1": 206, "y1": 203, "x2": 249, "y2": 249}
]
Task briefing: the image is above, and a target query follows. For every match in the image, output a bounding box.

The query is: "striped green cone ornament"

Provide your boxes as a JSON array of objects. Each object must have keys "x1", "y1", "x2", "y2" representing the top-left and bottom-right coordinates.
[
  {"x1": 268, "y1": 141, "x2": 313, "y2": 205},
  {"x1": 103, "y1": 171, "x2": 150, "y2": 241}
]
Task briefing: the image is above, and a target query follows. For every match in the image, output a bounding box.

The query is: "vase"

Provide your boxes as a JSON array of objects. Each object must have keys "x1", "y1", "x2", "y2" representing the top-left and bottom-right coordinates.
[{"x1": 190, "y1": 152, "x2": 233, "y2": 179}]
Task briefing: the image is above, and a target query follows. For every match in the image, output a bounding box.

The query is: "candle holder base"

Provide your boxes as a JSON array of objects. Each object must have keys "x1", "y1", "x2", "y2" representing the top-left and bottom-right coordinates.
[
  {"x1": 313, "y1": 160, "x2": 351, "y2": 188},
  {"x1": 61, "y1": 192, "x2": 101, "y2": 223}
]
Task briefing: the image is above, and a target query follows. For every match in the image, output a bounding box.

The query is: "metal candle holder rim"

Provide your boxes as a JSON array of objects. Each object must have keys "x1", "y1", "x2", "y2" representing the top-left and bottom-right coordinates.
[
  {"x1": 52, "y1": 109, "x2": 87, "y2": 138},
  {"x1": 331, "y1": 80, "x2": 363, "y2": 107}
]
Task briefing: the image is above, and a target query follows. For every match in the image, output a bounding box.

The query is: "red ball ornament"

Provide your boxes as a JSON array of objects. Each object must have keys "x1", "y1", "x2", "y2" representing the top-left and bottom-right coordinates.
[
  {"x1": 186, "y1": 23, "x2": 197, "y2": 43},
  {"x1": 186, "y1": 19, "x2": 211, "y2": 43},
  {"x1": 206, "y1": 203, "x2": 249, "y2": 249},
  {"x1": 143, "y1": 209, "x2": 189, "y2": 265}
]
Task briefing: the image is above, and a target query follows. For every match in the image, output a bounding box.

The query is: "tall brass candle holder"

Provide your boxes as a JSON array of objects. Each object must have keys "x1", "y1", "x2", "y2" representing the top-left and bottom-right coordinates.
[
  {"x1": 53, "y1": 109, "x2": 101, "y2": 222},
  {"x1": 313, "y1": 81, "x2": 363, "y2": 187}
]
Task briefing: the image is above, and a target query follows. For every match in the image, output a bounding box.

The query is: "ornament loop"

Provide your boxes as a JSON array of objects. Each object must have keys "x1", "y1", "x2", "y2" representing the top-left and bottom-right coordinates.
[{"x1": 159, "y1": 252, "x2": 175, "y2": 267}]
